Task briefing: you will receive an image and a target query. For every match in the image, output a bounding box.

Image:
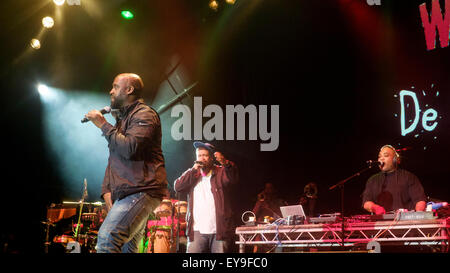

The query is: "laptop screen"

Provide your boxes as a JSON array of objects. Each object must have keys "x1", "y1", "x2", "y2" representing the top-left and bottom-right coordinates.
[{"x1": 280, "y1": 205, "x2": 306, "y2": 218}]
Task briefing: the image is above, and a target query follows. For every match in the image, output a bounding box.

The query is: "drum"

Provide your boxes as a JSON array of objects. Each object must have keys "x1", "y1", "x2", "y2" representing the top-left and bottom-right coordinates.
[
  {"x1": 174, "y1": 201, "x2": 187, "y2": 217},
  {"x1": 154, "y1": 199, "x2": 172, "y2": 218},
  {"x1": 82, "y1": 213, "x2": 98, "y2": 222},
  {"x1": 53, "y1": 234, "x2": 75, "y2": 245},
  {"x1": 151, "y1": 226, "x2": 172, "y2": 253},
  {"x1": 82, "y1": 212, "x2": 98, "y2": 230}
]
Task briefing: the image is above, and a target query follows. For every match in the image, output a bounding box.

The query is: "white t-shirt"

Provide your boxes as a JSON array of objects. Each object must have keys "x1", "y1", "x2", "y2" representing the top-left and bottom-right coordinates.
[{"x1": 192, "y1": 170, "x2": 216, "y2": 234}]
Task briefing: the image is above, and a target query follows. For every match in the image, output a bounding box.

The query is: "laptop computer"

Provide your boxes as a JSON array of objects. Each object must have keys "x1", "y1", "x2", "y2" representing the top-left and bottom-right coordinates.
[{"x1": 280, "y1": 205, "x2": 306, "y2": 218}]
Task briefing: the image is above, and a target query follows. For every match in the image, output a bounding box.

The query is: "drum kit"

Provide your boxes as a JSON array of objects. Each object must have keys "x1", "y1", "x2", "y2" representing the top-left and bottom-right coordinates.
[
  {"x1": 42, "y1": 177, "x2": 187, "y2": 254},
  {"x1": 147, "y1": 199, "x2": 187, "y2": 253},
  {"x1": 43, "y1": 201, "x2": 105, "y2": 253},
  {"x1": 44, "y1": 199, "x2": 186, "y2": 253}
]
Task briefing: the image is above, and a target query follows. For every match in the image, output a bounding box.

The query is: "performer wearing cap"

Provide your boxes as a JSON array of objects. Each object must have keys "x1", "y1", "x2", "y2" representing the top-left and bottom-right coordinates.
[
  {"x1": 362, "y1": 145, "x2": 427, "y2": 215},
  {"x1": 174, "y1": 142, "x2": 239, "y2": 253}
]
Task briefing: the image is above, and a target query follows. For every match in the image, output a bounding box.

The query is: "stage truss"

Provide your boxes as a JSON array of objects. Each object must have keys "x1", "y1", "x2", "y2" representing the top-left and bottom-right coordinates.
[{"x1": 235, "y1": 218, "x2": 450, "y2": 253}]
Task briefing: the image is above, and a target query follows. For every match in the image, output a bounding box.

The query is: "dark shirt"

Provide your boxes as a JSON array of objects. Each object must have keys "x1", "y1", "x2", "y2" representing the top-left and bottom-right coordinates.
[
  {"x1": 100, "y1": 99, "x2": 168, "y2": 202},
  {"x1": 362, "y1": 169, "x2": 426, "y2": 212},
  {"x1": 174, "y1": 162, "x2": 239, "y2": 241}
]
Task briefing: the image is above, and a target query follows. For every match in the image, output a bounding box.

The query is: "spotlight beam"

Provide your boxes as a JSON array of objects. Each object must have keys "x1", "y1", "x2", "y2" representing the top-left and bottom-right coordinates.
[{"x1": 53, "y1": 0, "x2": 65, "y2": 6}]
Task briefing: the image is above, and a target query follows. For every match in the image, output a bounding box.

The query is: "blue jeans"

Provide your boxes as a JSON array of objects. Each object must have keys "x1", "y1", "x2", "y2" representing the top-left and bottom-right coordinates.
[
  {"x1": 96, "y1": 192, "x2": 160, "y2": 253},
  {"x1": 186, "y1": 231, "x2": 227, "y2": 253}
]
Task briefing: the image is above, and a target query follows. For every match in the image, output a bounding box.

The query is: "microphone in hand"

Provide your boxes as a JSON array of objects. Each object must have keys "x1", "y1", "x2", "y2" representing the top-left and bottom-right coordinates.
[
  {"x1": 193, "y1": 161, "x2": 204, "y2": 170},
  {"x1": 81, "y1": 106, "x2": 111, "y2": 123}
]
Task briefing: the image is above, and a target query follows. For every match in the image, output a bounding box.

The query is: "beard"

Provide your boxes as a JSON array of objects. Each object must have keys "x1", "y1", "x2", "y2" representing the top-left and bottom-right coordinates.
[
  {"x1": 110, "y1": 94, "x2": 126, "y2": 109},
  {"x1": 200, "y1": 160, "x2": 214, "y2": 171}
]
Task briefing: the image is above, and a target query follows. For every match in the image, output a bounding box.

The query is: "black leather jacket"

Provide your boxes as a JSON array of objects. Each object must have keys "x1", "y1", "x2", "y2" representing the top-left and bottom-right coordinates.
[{"x1": 100, "y1": 99, "x2": 168, "y2": 202}]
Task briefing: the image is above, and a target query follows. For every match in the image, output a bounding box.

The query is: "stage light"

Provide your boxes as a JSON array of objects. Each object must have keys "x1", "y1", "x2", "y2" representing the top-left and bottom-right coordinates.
[
  {"x1": 37, "y1": 84, "x2": 49, "y2": 95},
  {"x1": 42, "y1": 16, "x2": 54, "y2": 28},
  {"x1": 226, "y1": 0, "x2": 236, "y2": 4},
  {"x1": 209, "y1": 0, "x2": 219, "y2": 11},
  {"x1": 53, "y1": 0, "x2": 65, "y2": 6},
  {"x1": 121, "y1": 10, "x2": 134, "y2": 20},
  {"x1": 39, "y1": 88, "x2": 114, "y2": 199},
  {"x1": 30, "y1": 38, "x2": 41, "y2": 49}
]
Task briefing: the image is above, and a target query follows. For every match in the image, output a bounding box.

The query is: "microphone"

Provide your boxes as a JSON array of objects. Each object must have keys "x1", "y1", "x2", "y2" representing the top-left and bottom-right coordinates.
[
  {"x1": 367, "y1": 160, "x2": 383, "y2": 167},
  {"x1": 81, "y1": 106, "x2": 111, "y2": 123},
  {"x1": 195, "y1": 160, "x2": 222, "y2": 166}
]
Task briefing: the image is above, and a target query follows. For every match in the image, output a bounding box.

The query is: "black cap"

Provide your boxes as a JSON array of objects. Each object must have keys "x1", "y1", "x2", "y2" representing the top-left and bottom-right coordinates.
[{"x1": 193, "y1": 141, "x2": 216, "y2": 154}]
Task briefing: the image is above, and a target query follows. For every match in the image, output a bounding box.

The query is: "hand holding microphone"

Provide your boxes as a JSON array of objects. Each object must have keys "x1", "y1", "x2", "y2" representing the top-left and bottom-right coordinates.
[
  {"x1": 82, "y1": 106, "x2": 111, "y2": 128},
  {"x1": 193, "y1": 161, "x2": 204, "y2": 170}
]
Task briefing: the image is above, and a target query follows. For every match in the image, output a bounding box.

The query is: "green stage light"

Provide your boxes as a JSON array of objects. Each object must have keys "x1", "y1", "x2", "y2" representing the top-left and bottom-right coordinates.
[{"x1": 121, "y1": 10, "x2": 134, "y2": 20}]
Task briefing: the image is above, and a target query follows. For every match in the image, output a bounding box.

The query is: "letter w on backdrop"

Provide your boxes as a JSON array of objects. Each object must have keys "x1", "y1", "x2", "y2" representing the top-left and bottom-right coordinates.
[{"x1": 419, "y1": 0, "x2": 450, "y2": 51}]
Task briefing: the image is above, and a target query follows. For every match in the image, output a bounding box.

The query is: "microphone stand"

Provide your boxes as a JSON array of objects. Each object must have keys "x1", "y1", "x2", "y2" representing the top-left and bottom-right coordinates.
[
  {"x1": 329, "y1": 165, "x2": 374, "y2": 249},
  {"x1": 156, "y1": 82, "x2": 197, "y2": 115},
  {"x1": 41, "y1": 219, "x2": 55, "y2": 254},
  {"x1": 74, "y1": 179, "x2": 88, "y2": 242}
]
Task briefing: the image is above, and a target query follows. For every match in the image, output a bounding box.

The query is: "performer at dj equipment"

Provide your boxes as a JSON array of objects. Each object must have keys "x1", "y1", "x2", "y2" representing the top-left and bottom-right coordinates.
[
  {"x1": 362, "y1": 145, "x2": 427, "y2": 215},
  {"x1": 84, "y1": 73, "x2": 168, "y2": 253},
  {"x1": 173, "y1": 142, "x2": 238, "y2": 253}
]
